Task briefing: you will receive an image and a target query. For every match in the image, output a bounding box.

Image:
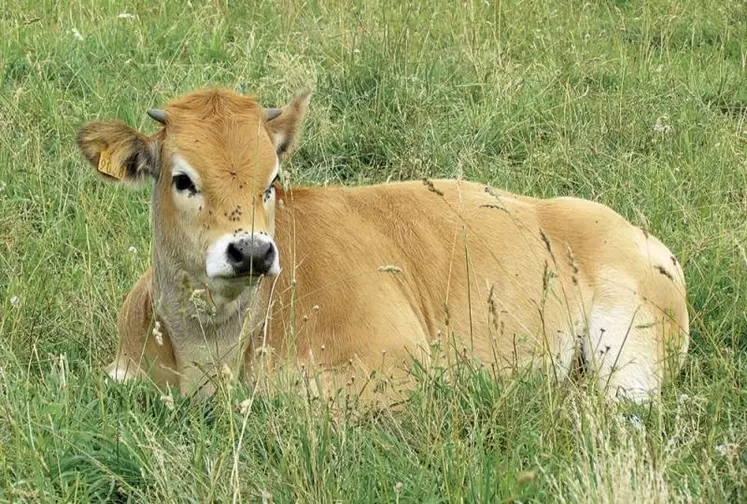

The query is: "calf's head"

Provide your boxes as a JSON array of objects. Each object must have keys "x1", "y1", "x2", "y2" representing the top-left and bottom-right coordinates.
[{"x1": 77, "y1": 89, "x2": 309, "y2": 299}]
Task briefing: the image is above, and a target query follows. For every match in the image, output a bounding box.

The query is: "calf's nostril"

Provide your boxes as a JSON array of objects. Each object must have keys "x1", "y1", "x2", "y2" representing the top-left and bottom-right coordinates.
[{"x1": 226, "y1": 242, "x2": 245, "y2": 265}]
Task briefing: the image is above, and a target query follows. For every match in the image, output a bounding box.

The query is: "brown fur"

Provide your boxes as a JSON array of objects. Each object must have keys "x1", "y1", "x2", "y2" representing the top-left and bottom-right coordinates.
[{"x1": 77, "y1": 89, "x2": 689, "y2": 403}]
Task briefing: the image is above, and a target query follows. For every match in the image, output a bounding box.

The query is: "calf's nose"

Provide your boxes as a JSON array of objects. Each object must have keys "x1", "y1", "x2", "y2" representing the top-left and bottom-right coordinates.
[{"x1": 225, "y1": 238, "x2": 275, "y2": 276}]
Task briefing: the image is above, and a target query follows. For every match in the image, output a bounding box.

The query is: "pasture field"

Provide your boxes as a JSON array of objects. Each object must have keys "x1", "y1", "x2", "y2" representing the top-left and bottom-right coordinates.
[{"x1": 1, "y1": 0, "x2": 746, "y2": 501}]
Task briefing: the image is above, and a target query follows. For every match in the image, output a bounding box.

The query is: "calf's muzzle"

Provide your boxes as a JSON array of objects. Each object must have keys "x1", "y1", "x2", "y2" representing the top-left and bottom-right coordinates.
[{"x1": 225, "y1": 237, "x2": 275, "y2": 276}]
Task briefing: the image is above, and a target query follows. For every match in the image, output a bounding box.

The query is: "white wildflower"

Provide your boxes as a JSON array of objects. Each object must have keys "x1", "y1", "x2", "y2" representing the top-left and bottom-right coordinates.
[
  {"x1": 118, "y1": 12, "x2": 135, "y2": 19},
  {"x1": 189, "y1": 288, "x2": 215, "y2": 317},
  {"x1": 9, "y1": 296, "x2": 19, "y2": 306},
  {"x1": 152, "y1": 320, "x2": 164, "y2": 346},
  {"x1": 628, "y1": 414, "x2": 644, "y2": 432},
  {"x1": 160, "y1": 393, "x2": 174, "y2": 411},
  {"x1": 128, "y1": 246, "x2": 137, "y2": 254},
  {"x1": 239, "y1": 398, "x2": 252, "y2": 415},
  {"x1": 71, "y1": 28, "x2": 84, "y2": 41},
  {"x1": 58, "y1": 354, "x2": 68, "y2": 388},
  {"x1": 715, "y1": 443, "x2": 738, "y2": 457},
  {"x1": 653, "y1": 116, "x2": 672, "y2": 134},
  {"x1": 221, "y1": 363, "x2": 234, "y2": 381}
]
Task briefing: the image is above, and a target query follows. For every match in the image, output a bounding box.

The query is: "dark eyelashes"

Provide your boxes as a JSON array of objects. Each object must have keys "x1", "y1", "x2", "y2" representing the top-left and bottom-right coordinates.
[{"x1": 172, "y1": 173, "x2": 197, "y2": 195}]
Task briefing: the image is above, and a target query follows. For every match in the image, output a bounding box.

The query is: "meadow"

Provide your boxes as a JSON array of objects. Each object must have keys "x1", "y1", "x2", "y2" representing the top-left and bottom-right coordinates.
[{"x1": 1, "y1": 0, "x2": 745, "y2": 501}]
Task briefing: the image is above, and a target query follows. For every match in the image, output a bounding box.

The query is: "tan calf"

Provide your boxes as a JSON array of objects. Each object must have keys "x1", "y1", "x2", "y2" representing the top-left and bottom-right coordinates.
[{"x1": 76, "y1": 88, "x2": 689, "y2": 403}]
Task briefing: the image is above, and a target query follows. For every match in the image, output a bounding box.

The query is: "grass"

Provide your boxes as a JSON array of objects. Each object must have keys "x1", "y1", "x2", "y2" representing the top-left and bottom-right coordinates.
[{"x1": 1, "y1": 0, "x2": 746, "y2": 501}]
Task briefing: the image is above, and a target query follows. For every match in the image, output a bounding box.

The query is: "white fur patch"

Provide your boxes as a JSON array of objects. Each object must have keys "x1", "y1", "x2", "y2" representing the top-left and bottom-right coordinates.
[
  {"x1": 172, "y1": 154, "x2": 202, "y2": 187},
  {"x1": 106, "y1": 361, "x2": 137, "y2": 382},
  {"x1": 586, "y1": 301, "x2": 660, "y2": 403},
  {"x1": 268, "y1": 157, "x2": 280, "y2": 187},
  {"x1": 171, "y1": 154, "x2": 205, "y2": 213}
]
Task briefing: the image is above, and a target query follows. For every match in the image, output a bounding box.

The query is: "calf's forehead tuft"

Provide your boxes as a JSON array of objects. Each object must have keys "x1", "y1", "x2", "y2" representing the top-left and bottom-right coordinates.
[{"x1": 164, "y1": 89, "x2": 262, "y2": 120}]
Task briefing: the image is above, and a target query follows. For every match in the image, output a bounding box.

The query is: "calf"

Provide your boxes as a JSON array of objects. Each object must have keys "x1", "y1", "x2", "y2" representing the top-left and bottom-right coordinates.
[{"x1": 77, "y1": 89, "x2": 689, "y2": 402}]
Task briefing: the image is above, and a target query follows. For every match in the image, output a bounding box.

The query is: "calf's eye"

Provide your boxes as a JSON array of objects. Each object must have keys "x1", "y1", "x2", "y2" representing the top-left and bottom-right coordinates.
[{"x1": 173, "y1": 173, "x2": 197, "y2": 194}]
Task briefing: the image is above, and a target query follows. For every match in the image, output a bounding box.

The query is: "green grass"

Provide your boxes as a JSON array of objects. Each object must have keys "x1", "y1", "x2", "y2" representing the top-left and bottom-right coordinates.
[{"x1": 1, "y1": 0, "x2": 746, "y2": 501}]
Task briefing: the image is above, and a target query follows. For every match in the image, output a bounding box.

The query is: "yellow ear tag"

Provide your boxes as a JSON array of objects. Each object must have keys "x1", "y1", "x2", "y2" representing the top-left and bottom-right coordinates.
[{"x1": 97, "y1": 148, "x2": 126, "y2": 180}]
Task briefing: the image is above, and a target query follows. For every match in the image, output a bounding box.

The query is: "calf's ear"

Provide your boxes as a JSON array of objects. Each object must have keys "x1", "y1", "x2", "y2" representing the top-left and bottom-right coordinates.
[
  {"x1": 264, "y1": 90, "x2": 311, "y2": 158},
  {"x1": 76, "y1": 121, "x2": 158, "y2": 185}
]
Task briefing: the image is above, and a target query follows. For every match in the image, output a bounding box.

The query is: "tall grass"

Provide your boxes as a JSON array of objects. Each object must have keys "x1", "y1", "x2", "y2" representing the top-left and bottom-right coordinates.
[{"x1": 1, "y1": 0, "x2": 745, "y2": 501}]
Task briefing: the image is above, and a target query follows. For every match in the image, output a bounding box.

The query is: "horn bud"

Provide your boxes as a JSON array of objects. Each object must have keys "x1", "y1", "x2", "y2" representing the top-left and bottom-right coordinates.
[
  {"x1": 147, "y1": 108, "x2": 167, "y2": 125},
  {"x1": 266, "y1": 108, "x2": 282, "y2": 121}
]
